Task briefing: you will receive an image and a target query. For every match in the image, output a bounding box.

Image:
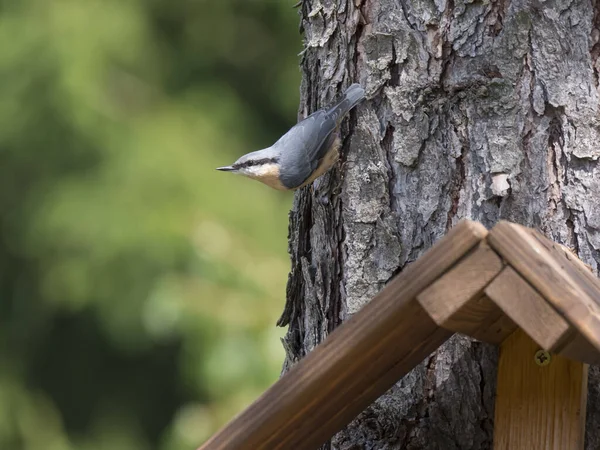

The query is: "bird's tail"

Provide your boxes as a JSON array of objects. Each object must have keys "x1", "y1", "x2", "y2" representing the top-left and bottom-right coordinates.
[{"x1": 327, "y1": 83, "x2": 365, "y2": 122}]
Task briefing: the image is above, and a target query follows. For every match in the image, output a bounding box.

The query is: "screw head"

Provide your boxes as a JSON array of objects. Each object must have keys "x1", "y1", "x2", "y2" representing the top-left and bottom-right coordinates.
[{"x1": 534, "y1": 350, "x2": 551, "y2": 366}]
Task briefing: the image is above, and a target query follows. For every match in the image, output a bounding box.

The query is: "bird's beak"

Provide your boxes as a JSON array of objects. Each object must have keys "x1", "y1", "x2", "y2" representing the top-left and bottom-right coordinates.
[{"x1": 216, "y1": 165, "x2": 236, "y2": 172}]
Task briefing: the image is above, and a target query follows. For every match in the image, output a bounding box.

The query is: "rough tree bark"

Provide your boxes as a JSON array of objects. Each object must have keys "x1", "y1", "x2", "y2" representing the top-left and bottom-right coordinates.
[{"x1": 279, "y1": 0, "x2": 600, "y2": 448}]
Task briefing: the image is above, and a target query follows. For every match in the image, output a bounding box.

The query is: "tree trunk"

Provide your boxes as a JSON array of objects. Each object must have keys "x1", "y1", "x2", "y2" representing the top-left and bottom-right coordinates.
[{"x1": 279, "y1": 0, "x2": 600, "y2": 448}]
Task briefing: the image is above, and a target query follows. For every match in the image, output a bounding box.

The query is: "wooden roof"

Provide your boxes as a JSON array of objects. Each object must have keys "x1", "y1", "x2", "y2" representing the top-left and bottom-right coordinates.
[{"x1": 199, "y1": 220, "x2": 600, "y2": 450}]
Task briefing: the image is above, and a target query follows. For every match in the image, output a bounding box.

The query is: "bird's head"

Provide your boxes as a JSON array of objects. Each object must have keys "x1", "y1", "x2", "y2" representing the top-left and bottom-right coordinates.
[{"x1": 216, "y1": 149, "x2": 286, "y2": 190}]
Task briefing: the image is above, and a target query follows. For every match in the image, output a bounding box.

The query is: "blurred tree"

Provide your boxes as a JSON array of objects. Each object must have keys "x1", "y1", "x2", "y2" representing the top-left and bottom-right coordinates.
[{"x1": 0, "y1": 0, "x2": 301, "y2": 449}]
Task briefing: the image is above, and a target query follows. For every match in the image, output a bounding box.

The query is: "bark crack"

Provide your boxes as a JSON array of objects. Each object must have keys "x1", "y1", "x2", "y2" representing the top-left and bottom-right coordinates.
[
  {"x1": 446, "y1": 119, "x2": 468, "y2": 231},
  {"x1": 382, "y1": 123, "x2": 398, "y2": 212},
  {"x1": 591, "y1": 0, "x2": 600, "y2": 89}
]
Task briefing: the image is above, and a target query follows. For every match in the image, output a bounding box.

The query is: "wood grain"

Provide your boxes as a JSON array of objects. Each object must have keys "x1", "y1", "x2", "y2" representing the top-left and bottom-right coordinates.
[
  {"x1": 417, "y1": 242, "x2": 505, "y2": 340},
  {"x1": 515, "y1": 230, "x2": 600, "y2": 364},
  {"x1": 485, "y1": 266, "x2": 572, "y2": 352},
  {"x1": 559, "y1": 332, "x2": 600, "y2": 365},
  {"x1": 494, "y1": 329, "x2": 588, "y2": 450},
  {"x1": 199, "y1": 220, "x2": 487, "y2": 450},
  {"x1": 539, "y1": 237, "x2": 600, "y2": 307},
  {"x1": 487, "y1": 221, "x2": 600, "y2": 354},
  {"x1": 467, "y1": 295, "x2": 518, "y2": 345}
]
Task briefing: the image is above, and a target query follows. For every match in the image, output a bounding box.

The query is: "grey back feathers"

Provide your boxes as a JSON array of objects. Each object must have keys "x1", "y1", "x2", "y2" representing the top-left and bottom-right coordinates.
[
  {"x1": 277, "y1": 83, "x2": 365, "y2": 189},
  {"x1": 219, "y1": 84, "x2": 365, "y2": 189}
]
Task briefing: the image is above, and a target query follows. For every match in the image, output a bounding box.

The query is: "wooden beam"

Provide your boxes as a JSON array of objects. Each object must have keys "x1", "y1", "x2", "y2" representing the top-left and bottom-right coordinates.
[
  {"x1": 417, "y1": 242, "x2": 515, "y2": 343},
  {"x1": 468, "y1": 295, "x2": 518, "y2": 345},
  {"x1": 485, "y1": 266, "x2": 600, "y2": 364},
  {"x1": 494, "y1": 329, "x2": 588, "y2": 450},
  {"x1": 485, "y1": 266, "x2": 572, "y2": 352},
  {"x1": 532, "y1": 231, "x2": 600, "y2": 299},
  {"x1": 558, "y1": 332, "x2": 600, "y2": 365},
  {"x1": 488, "y1": 221, "x2": 600, "y2": 354},
  {"x1": 199, "y1": 220, "x2": 487, "y2": 450}
]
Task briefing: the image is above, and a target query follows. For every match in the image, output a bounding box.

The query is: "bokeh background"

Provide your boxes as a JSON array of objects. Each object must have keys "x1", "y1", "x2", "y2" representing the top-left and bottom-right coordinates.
[{"x1": 0, "y1": 1, "x2": 301, "y2": 449}]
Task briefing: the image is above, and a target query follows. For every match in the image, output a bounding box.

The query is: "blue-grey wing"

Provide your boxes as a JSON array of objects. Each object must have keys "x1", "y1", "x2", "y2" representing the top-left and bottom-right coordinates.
[
  {"x1": 277, "y1": 111, "x2": 336, "y2": 189},
  {"x1": 278, "y1": 84, "x2": 365, "y2": 189}
]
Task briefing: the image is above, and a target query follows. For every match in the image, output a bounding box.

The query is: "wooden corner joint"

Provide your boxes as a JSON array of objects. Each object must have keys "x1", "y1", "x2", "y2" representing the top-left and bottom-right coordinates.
[
  {"x1": 416, "y1": 242, "x2": 515, "y2": 343},
  {"x1": 487, "y1": 221, "x2": 600, "y2": 355}
]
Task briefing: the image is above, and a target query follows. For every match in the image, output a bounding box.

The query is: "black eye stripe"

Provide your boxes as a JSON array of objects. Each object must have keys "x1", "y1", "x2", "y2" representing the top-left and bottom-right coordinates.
[{"x1": 234, "y1": 157, "x2": 278, "y2": 169}]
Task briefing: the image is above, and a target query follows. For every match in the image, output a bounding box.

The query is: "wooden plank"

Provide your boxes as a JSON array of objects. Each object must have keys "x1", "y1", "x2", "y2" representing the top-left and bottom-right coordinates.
[
  {"x1": 527, "y1": 233, "x2": 600, "y2": 364},
  {"x1": 517, "y1": 227, "x2": 600, "y2": 296},
  {"x1": 555, "y1": 242, "x2": 598, "y2": 281},
  {"x1": 485, "y1": 267, "x2": 572, "y2": 352},
  {"x1": 417, "y1": 243, "x2": 509, "y2": 342},
  {"x1": 199, "y1": 220, "x2": 487, "y2": 450},
  {"x1": 559, "y1": 332, "x2": 600, "y2": 365},
  {"x1": 467, "y1": 295, "x2": 518, "y2": 345},
  {"x1": 494, "y1": 329, "x2": 588, "y2": 450},
  {"x1": 534, "y1": 233, "x2": 600, "y2": 306},
  {"x1": 283, "y1": 312, "x2": 452, "y2": 449},
  {"x1": 487, "y1": 221, "x2": 600, "y2": 355}
]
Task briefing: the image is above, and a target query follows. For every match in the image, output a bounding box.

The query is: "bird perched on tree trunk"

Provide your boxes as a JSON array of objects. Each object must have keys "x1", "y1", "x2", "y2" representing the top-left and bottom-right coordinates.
[{"x1": 216, "y1": 83, "x2": 365, "y2": 190}]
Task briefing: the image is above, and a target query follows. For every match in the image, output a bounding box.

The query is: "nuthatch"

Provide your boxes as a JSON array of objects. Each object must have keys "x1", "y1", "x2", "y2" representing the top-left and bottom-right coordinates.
[{"x1": 216, "y1": 83, "x2": 365, "y2": 190}]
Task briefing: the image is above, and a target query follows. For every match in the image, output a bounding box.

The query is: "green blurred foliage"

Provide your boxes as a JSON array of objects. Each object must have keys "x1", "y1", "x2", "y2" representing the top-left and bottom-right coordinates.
[{"x1": 0, "y1": 0, "x2": 301, "y2": 448}]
